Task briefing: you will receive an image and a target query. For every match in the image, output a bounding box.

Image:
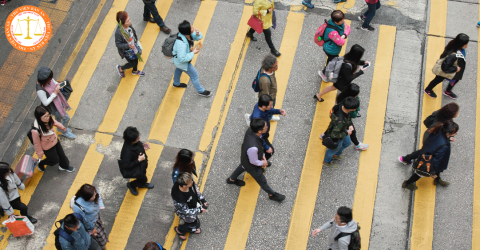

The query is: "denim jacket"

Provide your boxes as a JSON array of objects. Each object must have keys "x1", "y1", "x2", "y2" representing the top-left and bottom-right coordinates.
[
  {"x1": 71, "y1": 190, "x2": 105, "y2": 231},
  {"x1": 172, "y1": 32, "x2": 203, "y2": 71}
]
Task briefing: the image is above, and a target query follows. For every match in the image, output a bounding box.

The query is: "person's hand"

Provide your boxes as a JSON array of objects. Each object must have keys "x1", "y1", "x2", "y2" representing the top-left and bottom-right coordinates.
[
  {"x1": 312, "y1": 228, "x2": 321, "y2": 236},
  {"x1": 194, "y1": 28, "x2": 200, "y2": 36},
  {"x1": 100, "y1": 206, "x2": 105, "y2": 210},
  {"x1": 430, "y1": 174, "x2": 438, "y2": 179},
  {"x1": 341, "y1": 35, "x2": 346, "y2": 39},
  {"x1": 266, "y1": 148, "x2": 273, "y2": 154},
  {"x1": 138, "y1": 153, "x2": 145, "y2": 162},
  {"x1": 348, "y1": 125, "x2": 354, "y2": 132},
  {"x1": 450, "y1": 137, "x2": 456, "y2": 143},
  {"x1": 268, "y1": 8, "x2": 273, "y2": 12},
  {"x1": 54, "y1": 84, "x2": 61, "y2": 94},
  {"x1": 92, "y1": 228, "x2": 98, "y2": 236},
  {"x1": 143, "y1": 143, "x2": 150, "y2": 150},
  {"x1": 280, "y1": 109, "x2": 286, "y2": 116},
  {"x1": 193, "y1": 48, "x2": 200, "y2": 54},
  {"x1": 262, "y1": 159, "x2": 268, "y2": 168},
  {"x1": 201, "y1": 208, "x2": 206, "y2": 214},
  {"x1": 456, "y1": 67, "x2": 461, "y2": 72},
  {"x1": 365, "y1": 61, "x2": 371, "y2": 65},
  {"x1": 128, "y1": 43, "x2": 135, "y2": 49}
]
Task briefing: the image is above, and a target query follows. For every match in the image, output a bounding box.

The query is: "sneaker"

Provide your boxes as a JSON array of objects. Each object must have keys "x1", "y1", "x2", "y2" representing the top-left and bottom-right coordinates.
[
  {"x1": 434, "y1": 178, "x2": 450, "y2": 187},
  {"x1": 116, "y1": 65, "x2": 125, "y2": 78},
  {"x1": 361, "y1": 26, "x2": 375, "y2": 31},
  {"x1": 402, "y1": 181, "x2": 418, "y2": 191},
  {"x1": 226, "y1": 178, "x2": 245, "y2": 186},
  {"x1": 355, "y1": 142, "x2": 369, "y2": 150},
  {"x1": 332, "y1": 155, "x2": 344, "y2": 160},
  {"x1": 443, "y1": 91, "x2": 457, "y2": 99},
  {"x1": 270, "y1": 116, "x2": 280, "y2": 122},
  {"x1": 302, "y1": 1, "x2": 314, "y2": 8},
  {"x1": 318, "y1": 70, "x2": 328, "y2": 82},
  {"x1": 269, "y1": 192, "x2": 286, "y2": 202},
  {"x1": 127, "y1": 182, "x2": 138, "y2": 196},
  {"x1": 139, "y1": 183, "x2": 154, "y2": 189},
  {"x1": 132, "y1": 70, "x2": 145, "y2": 76},
  {"x1": 398, "y1": 156, "x2": 412, "y2": 166},
  {"x1": 59, "y1": 166, "x2": 75, "y2": 172},
  {"x1": 477, "y1": 22, "x2": 480, "y2": 28},
  {"x1": 37, "y1": 165, "x2": 46, "y2": 172},
  {"x1": 173, "y1": 83, "x2": 187, "y2": 88},
  {"x1": 61, "y1": 131, "x2": 76, "y2": 139},
  {"x1": 198, "y1": 90, "x2": 212, "y2": 97},
  {"x1": 244, "y1": 114, "x2": 251, "y2": 127},
  {"x1": 358, "y1": 15, "x2": 366, "y2": 22},
  {"x1": 356, "y1": 113, "x2": 361, "y2": 118},
  {"x1": 27, "y1": 215, "x2": 37, "y2": 224},
  {"x1": 323, "y1": 161, "x2": 338, "y2": 168},
  {"x1": 424, "y1": 89, "x2": 437, "y2": 98},
  {"x1": 319, "y1": 133, "x2": 324, "y2": 140}
]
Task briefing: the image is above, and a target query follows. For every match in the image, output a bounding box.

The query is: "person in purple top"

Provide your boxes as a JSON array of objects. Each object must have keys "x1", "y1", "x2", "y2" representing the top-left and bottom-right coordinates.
[{"x1": 227, "y1": 118, "x2": 286, "y2": 202}]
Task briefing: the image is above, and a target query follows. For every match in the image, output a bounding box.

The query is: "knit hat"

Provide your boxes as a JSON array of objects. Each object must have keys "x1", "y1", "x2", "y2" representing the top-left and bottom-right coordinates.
[{"x1": 37, "y1": 66, "x2": 52, "y2": 81}]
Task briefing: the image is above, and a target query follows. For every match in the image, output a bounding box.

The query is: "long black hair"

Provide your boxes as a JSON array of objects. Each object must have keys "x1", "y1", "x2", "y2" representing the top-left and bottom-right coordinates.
[
  {"x1": 75, "y1": 184, "x2": 100, "y2": 204},
  {"x1": 336, "y1": 83, "x2": 360, "y2": 104},
  {"x1": 173, "y1": 149, "x2": 194, "y2": 173},
  {"x1": 436, "y1": 102, "x2": 459, "y2": 124},
  {"x1": 428, "y1": 120, "x2": 459, "y2": 135},
  {"x1": 0, "y1": 162, "x2": 13, "y2": 199},
  {"x1": 442, "y1": 33, "x2": 469, "y2": 57},
  {"x1": 34, "y1": 105, "x2": 53, "y2": 133},
  {"x1": 343, "y1": 44, "x2": 365, "y2": 73}
]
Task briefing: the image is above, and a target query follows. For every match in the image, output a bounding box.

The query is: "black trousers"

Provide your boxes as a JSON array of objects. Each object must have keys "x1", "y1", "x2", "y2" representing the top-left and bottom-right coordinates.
[
  {"x1": 249, "y1": 28, "x2": 275, "y2": 50},
  {"x1": 425, "y1": 75, "x2": 460, "y2": 92},
  {"x1": 406, "y1": 172, "x2": 440, "y2": 185},
  {"x1": 39, "y1": 141, "x2": 69, "y2": 169},
  {"x1": 129, "y1": 171, "x2": 148, "y2": 189},
  {"x1": 143, "y1": 2, "x2": 165, "y2": 27},
  {"x1": 178, "y1": 219, "x2": 200, "y2": 234},
  {"x1": 402, "y1": 150, "x2": 421, "y2": 162},
  {"x1": 121, "y1": 58, "x2": 138, "y2": 72},
  {"x1": 230, "y1": 164, "x2": 275, "y2": 195},
  {"x1": 10, "y1": 197, "x2": 28, "y2": 216}
]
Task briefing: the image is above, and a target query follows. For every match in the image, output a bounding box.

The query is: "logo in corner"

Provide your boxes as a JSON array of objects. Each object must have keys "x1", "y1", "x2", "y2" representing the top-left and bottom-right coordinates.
[{"x1": 5, "y1": 5, "x2": 51, "y2": 52}]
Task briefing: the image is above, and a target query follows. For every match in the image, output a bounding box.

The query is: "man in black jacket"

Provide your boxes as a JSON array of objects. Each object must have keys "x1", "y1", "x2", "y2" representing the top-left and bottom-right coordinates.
[
  {"x1": 142, "y1": 0, "x2": 171, "y2": 34},
  {"x1": 120, "y1": 126, "x2": 154, "y2": 196},
  {"x1": 226, "y1": 118, "x2": 285, "y2": 202}
]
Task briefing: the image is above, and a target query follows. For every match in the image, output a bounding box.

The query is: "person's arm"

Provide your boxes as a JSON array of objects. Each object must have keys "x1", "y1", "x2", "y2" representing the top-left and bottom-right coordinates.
[
  {"x1": 173, "y1": 200, "x2": 201, "y2": 218},
  {"x1": 97, "y1": 189, "x2": 105, "y2": 208},
  {"x1": 194, "y1": 185, "x2": 206, "y2": 203},
  {"x1": 115, "y1": 28, "x2": 130, "y2": 50},
  {"x1": 191, "y1": 31, "x2": 203, "y2": 41},
  {"x1": 343, "y1": 22, "x2": 351, "y2": 37},
  {"x1": 258, "y1": 76, "x2": 271, "y2": 96},
  {"x1": 72, "y1": 205, "x2": 95, "y2": 231},
  {"x1": 252, "y1": 0, "x2": 268, "y2": 16},
  {"x1": 37, "y1": 89, "x2": 57, "y2": 106},
  {"x1": 262, "y1": 139, "x2": 270, "y2": 151},
  {"x1": 338, "y1": 235, "x2": 351, "y2": 250},
  {"x1": 0, "y1": 189, "x2": 14, "y2": 216},
  {"x1": 31, "y1": 130, "x2": 44, "y2": 159},
  {"x1": 433, "y1": 146, "x2": 450, "y2": 173},
  {"x1": 53, "y1": 118, "x2": 67, "y2": 132},
  {"x1": 339, "y1": 63, "x2": 360, "y2": 84},
  {"x1": 328, "y1": 30, "x2": 347, "y2": 46},
  {"x1": 441, "y1": 54, "x2": 459, "y2": 73},
  {"x1": 174, "y1": 41, "x2": 194, "y2": 63},
  {"x1": 13, "y1": 173, "x2": 25, "y2": 190},
  {"x1": 269, "y1": 108, "x2": 282, "y2": 115},
  {"x1": 120, "y1": 152, "x2": 141, "y2": 170},
  {"x1": 246, "y1": 147, "x2": 265, "y2": 166},
  {"x1": 319, "y1": 219, "x2": 335, "y2": 231}
]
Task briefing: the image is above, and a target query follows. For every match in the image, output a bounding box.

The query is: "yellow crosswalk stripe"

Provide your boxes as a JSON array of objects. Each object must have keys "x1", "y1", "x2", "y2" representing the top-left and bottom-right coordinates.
[
  {"x1": 337, "y1": 0, "x2": 355, "y2": 13},
  {"x1": 427, "y1": 0, "x2": 447, "y2": 37},
  {"x1": 473, "y1": 9, "x2": 480, "y2": 248},
  {"x1": 284, "y1": 19, "x2": 351, "y2": 250},
  {"x1": 223, "y1": 11, "x2": 304, "y2": 250},
  {"x1": 351, "y1": 25, "x2": 396, "y2": 249}
]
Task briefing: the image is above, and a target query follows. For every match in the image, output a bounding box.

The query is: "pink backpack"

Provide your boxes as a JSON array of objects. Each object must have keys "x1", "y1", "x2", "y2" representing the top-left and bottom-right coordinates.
[{"x1": 314, "y1": 19, "x2": 340, "y2": 47}]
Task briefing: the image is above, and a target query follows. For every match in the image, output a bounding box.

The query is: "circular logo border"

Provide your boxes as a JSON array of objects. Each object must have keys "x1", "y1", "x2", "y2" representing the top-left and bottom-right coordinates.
[{"x1": 5, "y1": 5, "x2": 52, "y2": 52}]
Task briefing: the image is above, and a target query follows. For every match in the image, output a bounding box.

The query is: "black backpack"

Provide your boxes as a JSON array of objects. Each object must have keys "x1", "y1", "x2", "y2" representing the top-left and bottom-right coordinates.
[
  {"x1": 53, "y1": 213, "x2": 85, "y2": 250},
  {"x1": 26, "y1": 125, "x2": 41, "y2": 144},
  {"x1": 334, "y1": 223, "x2": 361, "y2": 250}
]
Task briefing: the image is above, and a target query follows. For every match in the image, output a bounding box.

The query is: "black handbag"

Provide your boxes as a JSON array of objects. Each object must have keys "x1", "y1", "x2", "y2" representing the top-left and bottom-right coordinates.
[
  {"x1": 413, "y1": 144, "x2": 447, "y2": 176},
  {"x1": 60, "y1": 80, "x2": 73, "y2": 100},
  {"x1": 322, "y1": 133, "x2": 340, "y2": 150}
]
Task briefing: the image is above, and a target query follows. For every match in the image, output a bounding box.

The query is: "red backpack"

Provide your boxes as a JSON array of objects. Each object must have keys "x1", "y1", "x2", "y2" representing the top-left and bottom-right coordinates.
[{"x1": 314, "y1": 19, "x2": 340, "y2": 46}]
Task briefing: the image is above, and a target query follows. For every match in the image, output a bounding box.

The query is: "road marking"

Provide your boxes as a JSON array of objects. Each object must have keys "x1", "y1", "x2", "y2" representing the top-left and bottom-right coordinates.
[
  {"x1": 351, "y1": 25, "x2": 396, "y2": 249},
  {"x1": 409, "y1": 36, "x2": 445, "y2": 250},
  {"x1": 337, "y1": 0, "x2": 355, "y2": 13},
  {"x1": 147, "y1": 0, "x2": 217, "y2": 143},
  {"x1": 284, "y1": 19, "x2": 351, "y2": 250},
  {"x1": 223, "y1": 11, "x2": 304, "y2": 250},
  {"x1": 473, "y1": 17, "x2": 480, "y2": 248},
  {"x1": 97, "y1": 0, "x2": 174, "y2": 133},
  {"x1": 427, "y1": 0, "x2": 447, "y2": 37}
]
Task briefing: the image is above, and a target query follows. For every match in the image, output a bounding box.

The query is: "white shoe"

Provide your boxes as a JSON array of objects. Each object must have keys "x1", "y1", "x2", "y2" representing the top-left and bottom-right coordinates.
[
  {"x1": 270, "y1": 116, "x2": 280, "y2": 122},
  {"x1": 355, "y1": 142, "x2": 369, "y2": 150},
  {"x1": 244, "y1": 114, "x2": 251, "y2": 127},
  {"x1": 318, "y1": 71, "x2": 328, "y2": 82}
]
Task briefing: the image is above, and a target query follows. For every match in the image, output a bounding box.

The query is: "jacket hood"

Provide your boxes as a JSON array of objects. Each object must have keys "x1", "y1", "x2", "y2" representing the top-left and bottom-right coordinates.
[{"x1": 337, "y1": 220, "x2": 357, "y2": 233}]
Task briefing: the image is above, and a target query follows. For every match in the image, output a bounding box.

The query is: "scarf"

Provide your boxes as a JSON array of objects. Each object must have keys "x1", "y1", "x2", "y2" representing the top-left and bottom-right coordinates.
[{"x1": 44, "y1": 79, "x2": 71, "y2": 116}]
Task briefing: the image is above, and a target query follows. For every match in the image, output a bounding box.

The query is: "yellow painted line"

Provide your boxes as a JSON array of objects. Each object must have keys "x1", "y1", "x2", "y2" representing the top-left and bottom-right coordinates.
[
  {"x1": 284, "y1": 19, "x2": 351, "y2": 250},
  {"x1": 147, "y1": 0, "x2": 217, "y2": 143},
  {"x1": 427, "y1": 0, "x2": 447, "y2": 37},
  {"x1": 337, "y1": 0, "x2": 355, "y2": 13},
  {"x1": 351, "y1": 25, "x2": 396, "y2": 249},
  {"x1": 245, "y1": 0, "x2": 253, "y2": 3},
  {"x1": 97, "y1": 0, "x2": 174, "y2": 133},
  {"x1": 43, "y1": 133, "x2": 113, "y2": 250},
  {"x1": 410, "y1": 36, "x2": 444, "y2": 250},
  {"x1": 106, "y1": 143, "x2": 163, "y2": 249},
  {"x1": 473, "y1": 15, "x2": 480, "y2": 249},
  {"x1": 223, "y1": 11, "x2": 304, "y2": 250}
]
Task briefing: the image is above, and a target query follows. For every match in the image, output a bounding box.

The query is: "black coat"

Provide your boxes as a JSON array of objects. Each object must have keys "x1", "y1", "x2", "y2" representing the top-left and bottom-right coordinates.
[
  {"x1": 440, "y1": 50, "x2": 466, "y2": 80},
  {"x1": 115, "y1": 26, "x2": 138, "y2": 59},
  {"x1": 420, "y1": 132, "x2": 451, "y2": 174},
  {"x1": 333, "y1": 60, "x2": 365, "y2": 91},
  {"x1": 240, "y1": 128, "x2": 264, "y2": 172},
  {"x1": 120, "y1": 141, "x2": 148, "y2": 178}
]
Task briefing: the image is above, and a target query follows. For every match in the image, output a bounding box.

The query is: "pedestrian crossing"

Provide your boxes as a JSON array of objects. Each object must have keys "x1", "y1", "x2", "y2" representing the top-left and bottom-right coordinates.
[{"x1": 2, "y1": 0, "x2": 479, "y2": 249}]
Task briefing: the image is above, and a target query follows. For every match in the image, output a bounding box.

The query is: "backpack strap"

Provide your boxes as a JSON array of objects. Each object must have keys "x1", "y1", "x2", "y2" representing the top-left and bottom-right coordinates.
[
  {"x1": 323, "y1": 21, "x2": 341, "y2": 43},
  {"x1": 334, "y1": 232, "x2": 351, "y2": 241},
  {"x1": 259, "y1": 73, "x2": 271, "y2": 83},
  {"x1": 57, "y1": 228, "x2": 75, "y2": 243}
]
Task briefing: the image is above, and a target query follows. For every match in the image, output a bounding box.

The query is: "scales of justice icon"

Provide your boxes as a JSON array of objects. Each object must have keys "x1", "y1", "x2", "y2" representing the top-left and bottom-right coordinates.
[{"x1": 13, "y1": 16, "x2": 43, "y2": 39}]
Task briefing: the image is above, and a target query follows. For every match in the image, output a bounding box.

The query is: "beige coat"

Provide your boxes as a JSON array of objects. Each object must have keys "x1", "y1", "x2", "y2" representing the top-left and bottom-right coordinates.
[{"x1": 32, "y1": 119, "x2": 66, "y2": 159}]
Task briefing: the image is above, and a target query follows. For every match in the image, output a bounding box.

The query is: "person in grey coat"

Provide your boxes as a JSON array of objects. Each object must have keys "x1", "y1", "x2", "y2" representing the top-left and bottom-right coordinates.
[
  {"x1": 58, "y1": 213, "x2": 102, "y2": 250},
  {"x1": 312, "y1": 206, "x2": 358, "y2": 250},
  {"x1": 115, "y1": 11, "x2": 145, "y2": 78}
]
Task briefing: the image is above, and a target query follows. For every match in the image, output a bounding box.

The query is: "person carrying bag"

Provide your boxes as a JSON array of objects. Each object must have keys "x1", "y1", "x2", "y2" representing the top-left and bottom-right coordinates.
[{"x1": 246, "y1": 0, "x2": 281, "y2": 57}]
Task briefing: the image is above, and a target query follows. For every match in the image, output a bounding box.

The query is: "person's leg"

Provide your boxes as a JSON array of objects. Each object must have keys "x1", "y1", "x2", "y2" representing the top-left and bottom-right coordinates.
[
  {"x1": 39, "y1": 146, "x2": 60, "y2": 169},
  {"x1": 9, "y1": 197, "x2": 28, "y2": 216},
  {"x1": 143, "y1": 3, "x2": 151, "y2": 19},
  {"x1": 324, "y1": 140, "x2": 343, "y2": 163},
  {"x1": 173, "y1": 68, "x2": 184, "y2": 86},
  {"x1": 362, "y1": 2, "x2": 377, "y2": 28},
  {"x1": 185, "y1": 63, "x2": 205, "y2": 93},
  {"x1": 350, "y1": 127, "x2": 359, "y2": 146},
  {"x1": 230, "y1": 164, "x2": 246, "y2": 180},
  {"x1": 316, "y1": 85, "x2": 338, "y2": 101},
  {"x1": 178, "y1": 220, "x2": 199, "y2": 234},
  {"x1": 120, "y1": 59, "x2": 134, "y2": 71},
  {"x1": 445, "y1": 79, "x2": 459, "y2": 92},
  {"x1": 130, "y1": 173, "x2": 148, "y2": 189},
  {"x1": 263, "y1": 28, "x2": 275, "y2": 51},
  {"x1": 403, "y1": 149, "x2": 421, "y2": 162},
  {"x1": 249, "y1": 168, "x2": 275, "y2": 195},
  {"x1": 425, "y1": 75, "x2": 446, "y2": 91},
  {"x1": 322, "y1": 50, "x2": 338, "y2": 73},
  {"x1": 132, "y1": 58, "x2": 138, "y2": 72},
  {"x1": 55, "y1": 141, "x2": 70, "y2": 169},
  {"x1": 405, "y1": 172, "x2": 421, "y2": 185},
  {"x1": 88, "y1": 236, "x2": 102, "y2": 250},
  {"x1": 333, "y1": 135, "x2": 352, "y2": 157},
  {"x1": 144, "y1": 2, "x2": 165, "y2": 28}
]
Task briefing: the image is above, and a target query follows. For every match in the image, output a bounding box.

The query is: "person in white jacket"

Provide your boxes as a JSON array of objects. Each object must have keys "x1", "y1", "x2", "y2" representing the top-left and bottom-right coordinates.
[
  {"x1": 311, "y1": 206, "x2": 357, "y2": 250},
  {"x1": 0, "y1": 162, "x2": 37, "y2": 224}
]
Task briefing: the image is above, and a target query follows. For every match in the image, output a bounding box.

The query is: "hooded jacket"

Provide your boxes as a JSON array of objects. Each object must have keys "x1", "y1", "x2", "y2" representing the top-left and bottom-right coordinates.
[
  {"x1": 171, "y1": 182, "x2": 206, "y2": 223},
  {"x1": 319, "y1": 219, "x2": 358, "y2": 250},
  {"x1": 120, "y1": 141, "x2": 148, "y2": 178},
  {"x1": 323, "y1": 19, "x2": 351, "y2": 56},
  {"x1": 172, "y1": 32, "x2": 203, "y2": 71}
]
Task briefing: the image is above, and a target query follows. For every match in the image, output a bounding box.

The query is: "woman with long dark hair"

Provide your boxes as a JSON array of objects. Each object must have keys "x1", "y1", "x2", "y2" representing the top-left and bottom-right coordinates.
[
  {"x1": 172, "y1": 149, "x2": 197, "y2": 184},
  {"x1": 31, "y1": 105, "x2": 75, "y2": 173},
  {"x1": 315, "y1": 44, "x2": 370, "y2": 102},
  {"x1": 71, "y1": 184, "x2": 108, "y2": 249},
  {"x1": 421, "y1": 102, "x2": 459, "y2": 145},
  {"x1": 424, "y1": 33, "x2": 469, "y2": 99},
  {"x1": 0, "y1": 162, "x2": 37, "y2": 224}
]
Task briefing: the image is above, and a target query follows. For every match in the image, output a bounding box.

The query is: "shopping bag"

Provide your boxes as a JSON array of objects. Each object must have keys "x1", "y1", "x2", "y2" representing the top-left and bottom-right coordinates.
[
  {"x1": 272, "y1": 10, "x2": 276, "y2": 29},
  {"x1": 15, "y1": 155, "x2": 37, "y2": 185},
  {"x1": 2, "y1": 216, "x2": 35, "y2": 237},
  {"x1": 248, "y1": 11, "x2": 263, "y2": 34}
]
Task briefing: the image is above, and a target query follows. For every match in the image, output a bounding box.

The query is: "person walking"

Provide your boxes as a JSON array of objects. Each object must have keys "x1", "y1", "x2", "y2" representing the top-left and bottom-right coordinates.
[
  {"x1": 36, "y1": 66, "x2": 76, "y2": 139},
  {"x1": 115, "y1": 11, "x2": 146, "y2": 78},
  {"x1": 315, "y1": 44, "x2": 369, "y2": 102},
  {"x1": 246, "y1": 0, "x2": 281, "y2": 57},
  {"x1": 172, "y1": 20, "x2": 211, "y2": 97},
  {"x1": 0, "y1": 162, "x2": 37, "y2": 224},
  {"x1": 120, "y1": 126, "x2": 154, "y2": 196},
  {"x1": 424, "y1": 33, "x2": 469, "y2": 99},
  {"x1": 71, "y1": 184, "x2": 108, "y2": 250},
  {"x1": 418, "y1": 102, "x2": 459, "y2": 146},
  {"x1": 57, "y1": 213, "x2": 102, "y2": 250},
  {"x1": 172, "y1": 149, "x2": 198, "y2": 184},
  {"x1": 399, "y1": 120, "x2": 458, "y2": 190},
  {"x1": 323, "y1": 97, "x2": 360, "y2": 168},
  {"x1": 359, "y1": 0, "x2": 381, "y2": 31},
  {"x1": 311, "y1": 206, "x2": 358, "y2": 250},
  {"x1": 318, "y1": 10, "x2": 351, "y2": 80},
  {"x1": 227, "y1": 118, "x2": 286, "y2": 202},
  {"x1": 31, "y1": 105, "x2": 75, "y2": 173},
  {"x1": 257, "y1": 55, "x2": 279, "y2": 121},
  {"x1": 142, "y1": 0, "x2": 171, "y2": 34},
  {"x1": 172, "y1": 172, "x2": 207, "y2": 240}
]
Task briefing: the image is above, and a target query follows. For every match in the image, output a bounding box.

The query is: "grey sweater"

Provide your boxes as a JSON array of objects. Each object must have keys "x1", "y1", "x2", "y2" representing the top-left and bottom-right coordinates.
[
  {"x1": 319, "y1": 219, "x2": 357, "y2": 250},
  {"x1": 0, "y1": 173, "x2": 25, "y2": 216}
]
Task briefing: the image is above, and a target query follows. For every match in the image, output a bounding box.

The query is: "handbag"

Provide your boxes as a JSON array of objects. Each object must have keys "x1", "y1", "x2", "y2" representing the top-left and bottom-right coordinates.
[
  {"x1": 272, "y1": 10, "x2": 276, "y2": 29},
  {"x1": 60, "y1": 79, "x2": 73, "y2": 100},
  {"x1": 2, "y1": 216, "x2": 35, "y2": 237},
  {"x1": 248, "y1": 11, "x2": 263, "y2": 34},
  {"x1": 412, "y1": 144, "x2": 448, "y2": 176},
  {"x1": 431, "y1": 52, "x2": 458, "y2": 80},
  {"x1": 322, "y1": 133, "x2": 340, "y2": 150},
  {"x1": 123, "y1": 42, "x2": 142, "y2": 60}
]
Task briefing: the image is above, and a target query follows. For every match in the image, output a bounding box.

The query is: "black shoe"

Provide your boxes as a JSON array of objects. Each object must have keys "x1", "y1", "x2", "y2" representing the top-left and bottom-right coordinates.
[
  {"x1": 424, "y1": 89, "x2": 437, "y2": 98},
  {"x1": 143, "y1": 17, "x2": 155, "y2": 23},
  {"x1": 198, "y1": 90, "x2": 212, "y2": 97},
  {"x1": 271, "y1": 49, "x2": 281, "y2": 57},
  {"x1": 361, "y1": 26, "x2": 375, "y2": 31},
  {"x1": 246, "y1": 32, "x2": 257, "y2": 41},
  {"x1": 269, "y1": 193, "x2": 286, "y2": 202},
  {"x1": 313, "y1": 95, "x2": 324, "y2": 102},
  {"x1": 173, "y1": 83, "x2": 187, "y2": 88},
  {"x1": 356, "y1": 113, "x2": 361, "y2": 118},
  {"x1": 139, "y1": 183, "x2": 154, "y2": 189},
  {"x1": 127, "y1": 182, "x2": 138, "y2": 196},
  {"x1": 267, "y1": 161, "x2": 272, "y2": 167},
  {"x1": 59, "y1": 166, "x2": 75, "y2": 173},
  {"x1": 37, "y1": 165, "x2": 45, "y2": 172},
  {"x1": 358, "y1": 15, "x2": 365, "y2": 22},
  {"x1": 226, "y1": 178, "x2": 245, "y2": 186},
  {"x1": 160, "y1": 26, "x2": 171, "y2": 34},
  {"x1": 443, "y1": 90, "x2": 457, "y2": 99},
  {"x1": 27, "y1": 216, "x2": 37, "y2": 224}
]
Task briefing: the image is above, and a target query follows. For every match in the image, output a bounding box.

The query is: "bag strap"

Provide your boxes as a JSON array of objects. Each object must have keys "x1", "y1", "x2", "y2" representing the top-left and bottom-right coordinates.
[
  {"x1": 334, "y1": 232, "x2": 351, "y2": 241},
  {"x1": 74, "y1": 201, "x2": 86, "y2": 213},
  {"x1": 57, "y1": 228, "x2": 75, "y2": 243},
  {"x1": 323, "y1": 21, "x2": 341, "y2": 43}
]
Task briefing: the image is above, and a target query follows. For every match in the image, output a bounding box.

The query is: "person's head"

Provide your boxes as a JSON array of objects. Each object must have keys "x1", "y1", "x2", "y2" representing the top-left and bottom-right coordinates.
[
  {"x1": 37, "y1": 66, "x2": 53, "y2": 87},
  {"x1": 445, "y1": 33, "x2": 469, "y2": 52},
  {"x1": 123, "y1": 126, "x2": 140, "y2": 145},
  {"x1": 116, "y1": 11, "x2": 130, "y2": 27},
  {"x1": 63, "y1": 214, "x2": 80, "y2": 232},
  {"x1": 336, "y1": 83, "x2": 360, "y2": 104},
  {"x1": 262, "y1": 54, "x2": 278, "y2": 72},
  {"x1": 342, "y1": 96, "x2": 360, "y2": 112},
  {"x1": 177, "y1": 172, "x2": 193, "y2": 188},
  {"x1": 436, "y1": 102, "x2": 460, "y2": 123},
  {"x1": 143, "y1": 242, "x2": 162, "y2": 250},
  {"x1": 335, "y1": 206, "x2": 353, "y2": 225},
  {"x1": 34, "y1": 105, "x2": 53, "y2": 132},
  {"x1": 173, "y1": 149, "x2": 195, "y2": 173},
  {"x1": 0, "y1": 162, "x2": 13, "y2": 198},
  {"x1": 178, "y1": 20, "x2": 192, "y2": 36},
  {"x1": 250, "y1": 118, "x2": 267, "y2": 134},
  {"x1": 331, "y1": 10, "x2": 345, "y2": 25},
  {"x1": 344, "y1": 45, "x2": 365, "y2": 71},
  {"x1": 258, "y1": 94, "x2": 273, "y2": 110},
  {"x1": 75, "y1": 184, "x2": 99, "y2": 203},
  {"x1": 429, "y1": 120, "x2": 459, "y2": 137}
]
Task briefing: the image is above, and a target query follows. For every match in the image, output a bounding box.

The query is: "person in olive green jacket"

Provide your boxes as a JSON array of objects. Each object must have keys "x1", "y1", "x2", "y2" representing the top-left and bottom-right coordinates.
[{"x1": 247, "y1": 0, "x2": 281, "y2": 57}]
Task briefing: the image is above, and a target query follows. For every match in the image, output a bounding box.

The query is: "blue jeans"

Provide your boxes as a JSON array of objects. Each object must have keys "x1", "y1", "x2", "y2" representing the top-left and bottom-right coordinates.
[
  {"x1": 362, "y1": 1, "x2": 381, "y2": 28},
  {"x1": 173, "y1": 63, "x2": 205, "y2": 93},
  {"x1": 143, "y1": 2, "x2": 165, "y2": 28},
  {"x1": 324, "y1": 135, "x2": 351, "y2": 163},
  {"x1": 302, "y1": 0, "x2": 314, "y2": 8},
  {"x1": 53, "y1": 110, "x2": 70, "y2": 133}
]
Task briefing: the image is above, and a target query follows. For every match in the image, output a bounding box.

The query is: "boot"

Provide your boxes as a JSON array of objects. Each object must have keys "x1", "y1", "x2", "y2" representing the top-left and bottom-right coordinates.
[
  {"x1": 271, "y1": 49, "x2": 281, "y2": 57},
  {"x1": 27, "y1": 215, "x2": 37, "y2": 224},
  {"x1": 434, "y1": 178, "x2": 450, "y2": 187},
  {"x1": 246, "y1": 32, "x2": 257, "y2": 41},
  {"x1": 402, "y1": 181, "x2": 418, "y2": 191}
]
